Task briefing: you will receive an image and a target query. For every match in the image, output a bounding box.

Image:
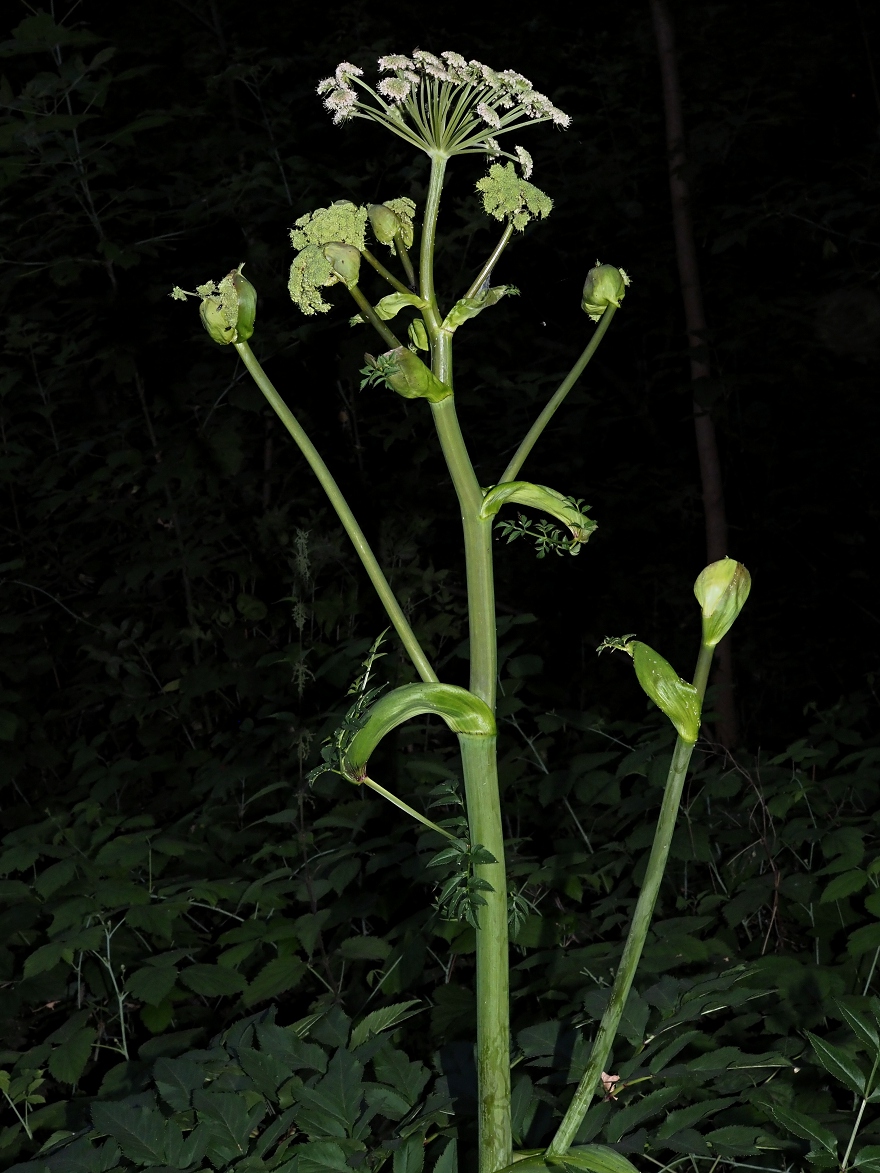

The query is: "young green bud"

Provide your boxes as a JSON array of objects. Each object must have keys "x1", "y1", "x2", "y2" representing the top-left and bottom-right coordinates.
[
  {"x1": 323, "y1": 242, "x2": 361, "y2": 287},
  {"x1": 368, "y1": 203, "x2": 402, "y2": 246},
  {"x1": 693, "y1": 557, "x2": 751, "y2": 647},
  {"x1": 631, "y1": 641, "x2": 701, "y2": 743},
  {"x1": 598, "y1": 636, "x2": 700, "y2": 743},
  {"x1": 196, "y1": 264, "x2": 258, "y2": 345},
  {"x1": 582, "y1": 262, "x2": 630, "y2": 321},
  {"x1": 363, "y1": 346, "x2": 452, "y2": 402}
]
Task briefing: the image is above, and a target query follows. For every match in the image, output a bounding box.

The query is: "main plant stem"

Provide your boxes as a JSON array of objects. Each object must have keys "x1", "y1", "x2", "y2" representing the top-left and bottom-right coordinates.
[
  {"x1": 546, "y1": 642, "x2": 714, "y2": 1157},
  {"x1": 233, "y1": 341, "x2": 437, "y2": 686},
  {"x1": 422, "y1": 153, "x2": 511, "y2": 1173}
]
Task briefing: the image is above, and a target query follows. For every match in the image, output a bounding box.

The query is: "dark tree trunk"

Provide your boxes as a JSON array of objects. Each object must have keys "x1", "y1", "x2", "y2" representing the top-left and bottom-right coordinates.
[{"x1": 649, "y1": 0, "x2": 738, "y2": 748}]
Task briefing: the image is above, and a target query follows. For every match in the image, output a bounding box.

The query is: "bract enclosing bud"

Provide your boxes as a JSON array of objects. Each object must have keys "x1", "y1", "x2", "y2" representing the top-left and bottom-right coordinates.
[
  {"x1": 323, "y1": 243, "x2": 361, "y2": 287},
  {"x1": 631, "y1": 642, "x2": 701, "y2": 743},
  {"x1": 599, "y1": 636, "x2": 700, "y2": 743},
  {"x1": 693, "y1": 558, "x2": 751, "y2": 648},
  {"x1": 362, "y1": 347, "x2": 452, "y2": 402},
  {"x1": 197, "y1": 265, "x2": 258, "y2": 345},
  {"x1": 368, "y1": 203, "x2": 401, "y2": 246},
  {"x1": 582, "y1": 262, "x2": 630, "y2": 321},
  {"x1": 383, "y1": 347, "x2": 452, "y2": 402}
]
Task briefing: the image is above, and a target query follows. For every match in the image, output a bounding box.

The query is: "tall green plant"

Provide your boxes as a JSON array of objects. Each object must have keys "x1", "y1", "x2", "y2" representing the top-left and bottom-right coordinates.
[{"x1": 173, "y1": 51, "x2": 750, "y2": 1173}]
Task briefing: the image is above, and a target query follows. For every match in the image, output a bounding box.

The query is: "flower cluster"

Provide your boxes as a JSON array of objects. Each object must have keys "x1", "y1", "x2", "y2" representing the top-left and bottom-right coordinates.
[{"x1": 316, "y1": 50, "x2": 569, "y2": 159}]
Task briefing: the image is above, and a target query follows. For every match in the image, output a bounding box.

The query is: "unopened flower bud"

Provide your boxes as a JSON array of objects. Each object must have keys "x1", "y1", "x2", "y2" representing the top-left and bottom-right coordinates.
[
  {"x1": 368, "y1": 203, "x2": 401, "y2": 246},
  {"x1": 693, "y1": 558, "x2": 751, "y2": 647},
  {"x1": 198, "y1": 264, "x2": 258, "y2": 345},
  {"x1": 323, "y1": 242, "x2": 361, "y2": 287},
  {"x1": 582, "y1": 262, "x2": 630, "y2": 321}
]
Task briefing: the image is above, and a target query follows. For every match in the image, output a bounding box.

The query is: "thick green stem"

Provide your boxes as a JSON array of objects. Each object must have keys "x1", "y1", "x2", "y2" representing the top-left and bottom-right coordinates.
[
  {"x1": 460, "y1": 734, "x2": 511, "y2": 1173},
  {"x1": 420, "y1": 153, "x2": 448, "y2": 337},
  {"x1": 500, "y1": 306, "x2": 617, "y2": 484},
  {"x1": 361, "y1": 247, "x2": 413, "y2": 297},
  {"x1": 233, "y1": 341, "x2": 437, "y2": 685},
  {"x1": 546, "y1": 642, "x2": 714, "y2": 1157},
  {"x1": 421, "y1": 152, "x2": 508, "y2": 1173}
]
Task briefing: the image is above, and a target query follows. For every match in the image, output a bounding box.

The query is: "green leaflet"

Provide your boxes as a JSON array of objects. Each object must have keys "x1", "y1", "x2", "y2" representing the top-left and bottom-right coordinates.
[
  {"x1": 480, "y1": 481, "x2": 596, "y2": 545},
  {"x1": 351, "y1": 291, "x2": 429, "y2": 325},
  {"x1": 343, "y1": 682, "x2": 496, "y2": 778},
  {"x1": 440, "y1": 285, "x2": 519, "y2": 332}
]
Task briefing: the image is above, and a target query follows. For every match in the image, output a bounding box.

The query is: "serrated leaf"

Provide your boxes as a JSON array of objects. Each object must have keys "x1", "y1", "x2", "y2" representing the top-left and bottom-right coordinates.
[
  {"x1": 91, "y1": 1098, "x2": 167, "y2": 1164},
  {"x1": 705, "y1": 1125, "x2": 765, "y2": 1156},
  {"x1": 434, "y1": 1139, "x2": 457, "y2": 1173},
  {"x1": 807, "y1": 1032, "x2": 867, "y2": 1095},
  {"x1": 351, "y1": 1000, "x2": 422, "y2": 1048},
  {"x1": 821, "y1": 869, "x2": 868, "y2": 902},
  {"x1": 604, "y1": 1086, "x2": 680, "y2": 1143},
  {"x1": 298, "y1": 1140, "x2": 353, "y2": 1173},
  {"x1": 656, "y1": 1097, "x2": 737, "y2": 1138},
  {"x1": 194, "y1": 1088, "x2": 264, "y2": 1164},
  {"x1": 292, "y1": 1048, "x2": 363, "y2": 1138},
  {"x1": 179, "y1": 963, "x2": 247, "y2": 997},
  {"x1": 557, "y1": 1145, "x2": 641, "y2": 1173},
  {"x1": 395, "y1": 1132, "x2": 425, "y2": 1173},
  {"x1": 242, "y1": 956, "x2": 306, "y2": 1007},
  {"x1": 126, "y1": 964, "x2": 178, "y2": 1006},
  {"x1": 766, "y1": 1102, "x2": 837, "y2": 1153},
  {"x1": 339, "y1": 936, "x2": 391, "y2": 961},
  {"x1": 837, "y1": 1001, "x2": 880, "y2": 1049},
  {"x1": 853, "y1": 1145, "x2": 880, "y2": 1170},
  {"x1": 153, "y1": 1056, "x2": 204, "y2": 1110},
  {"x1": 48, "y1": 1027, "x2": 96, "y2": 1085}
]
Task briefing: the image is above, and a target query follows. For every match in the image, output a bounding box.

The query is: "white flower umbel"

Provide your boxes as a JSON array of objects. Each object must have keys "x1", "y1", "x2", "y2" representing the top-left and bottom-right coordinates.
[{"x1": 316, "y1": 49, "x2": 570, "y2": 157}]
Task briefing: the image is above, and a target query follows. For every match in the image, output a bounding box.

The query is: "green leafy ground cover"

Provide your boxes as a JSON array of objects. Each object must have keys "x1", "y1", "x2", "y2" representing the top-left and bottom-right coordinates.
[{"x1": 2, "y1": 3, "x2": 880, "y2": 1170}]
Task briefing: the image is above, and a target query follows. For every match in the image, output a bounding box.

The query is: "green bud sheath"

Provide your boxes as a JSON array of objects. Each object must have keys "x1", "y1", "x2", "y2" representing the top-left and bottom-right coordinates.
[
  {"x1": 693, "y1": 557, "x2": 751, "y2": 648},
  {"x1": 323, "y1": 242, "x2": 362, "y2": 286},
  {"x1": 582, "y1": 262, "x2": 630, "y2": 321},
  {"x1": 382, "y1": 346, "x2": 452, "y2": 403},
  {"x1": 343, "y1": 682, "x2": 495, "y2": 779},
  {"x1": 229, "y1": 268, "x2": 257, "y2": 341},
  {"x1": 480, "y1": 481, "x2": 596, "y2": 544},
  {"x1": 630, "y1": 641, "x2": 701, "y2": 743},
  {"x1": 197, "y1": 264, "x2": 258, "y2": 345},
  {"x1": 199, "y1": 297, "x2": 237, "y2": 345},
  {"x1": 368, "y1": 203, "x2": 402, "y2": 246}
]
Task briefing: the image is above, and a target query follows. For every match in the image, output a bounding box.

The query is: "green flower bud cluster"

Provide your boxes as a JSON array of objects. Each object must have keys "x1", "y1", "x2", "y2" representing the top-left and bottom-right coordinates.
[
  {"x1": 694, "y1": 557, "x2": 751, "y2": 647},
  {"x1": 289, "y1": 242, "x2": 363, "y2": 316},
  {"x1": 582, "y1": 262, "x2": 630, "y2": 321},
  {"x1": 476, "y1": 162, "x2": 553, "y2": 231},
  {"x1": 170, "y1": 265, "x2": 257, "y2": 345},
  {"x1": 288, "y1": 201, "x2": 368, "y2": 316}
]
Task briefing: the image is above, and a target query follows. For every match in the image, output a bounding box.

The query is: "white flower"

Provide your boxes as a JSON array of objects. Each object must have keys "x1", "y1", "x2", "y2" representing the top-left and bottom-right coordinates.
[
  {"x1": 478, "y1": 62, "x2": 502, "y2": 89},
  {"x1": 378, "y1": 76, "x2": 413, "y2": 103},
  {"x1": 335, "y1": 62, "x2": 363, "y2": 83},
  {"x1": 378, "y1": 55, "x2": 414, "y2": 72},
  {"x1": 484, "y1": 137, "x2": 501, "y2": 156},
  {"x1": 514, "y1": 145, "x2": 533, "y2": 179},
  {"x1": 323, "y1": 86, "x2": 359, "y2": 123},
  {"x1": 476, "y1": 101, "x2": 502, "y2": 129},
  {"x1": 412, "y1": 50, "x2": 449, "y2": 79}
]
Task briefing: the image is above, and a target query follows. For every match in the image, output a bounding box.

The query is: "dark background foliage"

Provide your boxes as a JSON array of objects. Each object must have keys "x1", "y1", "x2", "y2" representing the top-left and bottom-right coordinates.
[{"x1": 1, "y1": 1, "x2": 880, "y2": 1169}]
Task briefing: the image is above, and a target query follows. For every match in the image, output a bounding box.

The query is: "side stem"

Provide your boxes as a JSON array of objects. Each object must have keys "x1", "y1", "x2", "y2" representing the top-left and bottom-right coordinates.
[
  {"x1": 361, "y1": 247, "x2": 414, "y2": 297},
  {"x1": 499, "y1": 307, "x2": 617, "y2": 484},
  {"x1": 546, "y1": 642, "x2": 714, "y2": 1157},
  {"x1": 233, "y1": 341, "x2": 437, "y2": 685}
]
